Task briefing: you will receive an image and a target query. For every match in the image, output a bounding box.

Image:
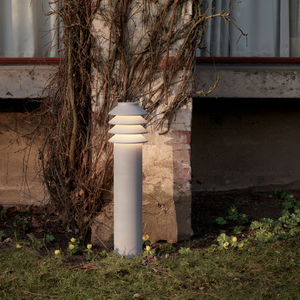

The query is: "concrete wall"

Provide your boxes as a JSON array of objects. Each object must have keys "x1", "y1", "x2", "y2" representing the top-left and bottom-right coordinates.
[
  {"x1": 0, "y1": 65, "x2": 56, "y2": 99},
  {"x1": 194, "y1": 63, "x2": 300, "y2": 99},
  {"x1": 0, "y1": 109, "x2": 46, "y2": 207},
  {"x1": 0, "y1": 65, "x2": 54, "y2": 207},
  {"x1": 192, "y1": 98, "x2": 300, "y2": 192},
  {"x1": 192, "y1": 63, "x2": 300, "y2": 192}
]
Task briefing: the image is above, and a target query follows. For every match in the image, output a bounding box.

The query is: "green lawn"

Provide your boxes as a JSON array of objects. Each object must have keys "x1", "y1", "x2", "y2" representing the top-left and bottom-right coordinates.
[{"x1": 0, "y1": 236, "x2": 299, "y2": 300}]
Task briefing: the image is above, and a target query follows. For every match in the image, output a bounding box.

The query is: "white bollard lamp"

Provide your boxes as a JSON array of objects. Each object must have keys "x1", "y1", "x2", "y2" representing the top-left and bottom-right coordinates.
[{"x1": 109, "y1": 102, "x2": 147, "y2": 257}]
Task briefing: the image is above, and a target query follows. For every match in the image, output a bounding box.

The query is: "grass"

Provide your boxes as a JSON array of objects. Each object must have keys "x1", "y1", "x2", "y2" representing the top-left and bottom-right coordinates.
[{"x1": 0, "y1": 236, "x2": 299, "y2": 299}]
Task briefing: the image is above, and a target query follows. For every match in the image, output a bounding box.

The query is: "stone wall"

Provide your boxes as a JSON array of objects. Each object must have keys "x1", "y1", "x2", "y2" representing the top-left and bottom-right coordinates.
[{"x1": 142, "y1": 103, "x2": 193, "y2": 243}]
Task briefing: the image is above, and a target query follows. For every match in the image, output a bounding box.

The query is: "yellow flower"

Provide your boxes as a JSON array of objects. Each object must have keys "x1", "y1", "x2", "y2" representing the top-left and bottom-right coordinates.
[
  {"x1": 238, "y1": 242, "x2": 244, "y2": 248},
  {"x1": 231, "y1": 209, "x2": 236, "y2": 213},
  {"x1": 69, "y1": 243, "x2": 75, "y2": 250},
  {"x1": 16, "y1": 243, "x2": 22, "y2": 249},
  {"x1": 242, "y1": 214, "x2": 247, "y2": 218},
  {"x1": 145, "y1": 245, "x2": 151, "y2": 251},
  {"x1": 142, "y1": 234, "x2": 149, "y2": 241},
  {"x1": 87, "y1": 244, "x2": 92, "y2": 250},
  {"x1": 54, "y1": 249, "x2": 61, "y2": 255},
  {"x1": 231, "y1": 236, "x2": 237, "y2": 243},
  {"x1": 70, "y1": 237, "x2": 76, "y2": 243},
  {"x1": 289, "y1": 194, "x2": 294, "y2": 199},
  {"x1": 223, "y1": 242, "x2": 229, "y2": 249}
]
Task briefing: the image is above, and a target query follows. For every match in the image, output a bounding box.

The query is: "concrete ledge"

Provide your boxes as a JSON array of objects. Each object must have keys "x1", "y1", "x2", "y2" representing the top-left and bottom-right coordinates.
[
  {"x1": 194, "y1": 63, "x2": 300, "y2": 99},
  {"x1": 0, "y1": 65, "x2": 57, "y2": 99}
]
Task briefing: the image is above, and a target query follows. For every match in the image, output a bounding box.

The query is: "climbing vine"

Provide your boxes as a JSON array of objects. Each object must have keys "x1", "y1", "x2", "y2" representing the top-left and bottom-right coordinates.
[{"x1": 41, "y1": 0, "x2": 234, "y2": 240}]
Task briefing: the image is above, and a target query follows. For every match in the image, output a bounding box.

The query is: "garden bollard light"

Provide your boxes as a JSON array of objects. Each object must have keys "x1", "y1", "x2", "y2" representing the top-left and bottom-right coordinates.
[{"x1": 109, "y1": 102, "x2": 147, "y2": 257}]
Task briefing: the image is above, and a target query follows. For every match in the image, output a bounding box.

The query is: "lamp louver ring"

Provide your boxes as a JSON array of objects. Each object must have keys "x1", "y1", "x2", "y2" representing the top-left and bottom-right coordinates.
[{"x1": 109, "y1": 102, "x2": 148, "y2": 144}]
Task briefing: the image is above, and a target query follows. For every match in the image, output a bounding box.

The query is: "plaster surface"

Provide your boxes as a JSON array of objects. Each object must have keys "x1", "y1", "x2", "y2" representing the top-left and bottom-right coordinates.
[{"x1": 0, "y1": 112, "x2": 46, "y2": 207}]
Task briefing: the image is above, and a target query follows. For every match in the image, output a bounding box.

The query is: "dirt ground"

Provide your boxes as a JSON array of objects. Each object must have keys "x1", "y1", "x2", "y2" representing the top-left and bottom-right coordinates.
[
  {"x1": 191, "y1": 188, "x2": 294, "y2": 236},
  {"x1": 0, "y1": 188, "x2": 295, "y2": 251}
]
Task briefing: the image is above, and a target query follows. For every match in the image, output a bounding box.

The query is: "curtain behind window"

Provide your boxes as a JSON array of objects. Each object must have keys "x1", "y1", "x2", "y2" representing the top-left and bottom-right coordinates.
[
  {"x1": 290, "y1": 0, "x2": 300, "y2": 56},
  {"x1": 0, "y1": 0, "x2": 58, "y2": 57},
  {"x1": 200, "y1": 0, "x2": 298, "y2": 57}
]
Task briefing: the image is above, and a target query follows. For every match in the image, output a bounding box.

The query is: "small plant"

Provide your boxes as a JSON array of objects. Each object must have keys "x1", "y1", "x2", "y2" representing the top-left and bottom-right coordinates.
[
  {"x1": 45, "y1": 234, "x2": 55, "y2": 243},
  {"x1": 27, "y1": 233, "x2": 43, "y2": 250},
  {"x1": 216, "y1": 233, "x2": 243, "y2": 250},
  {"x1": 84, "y1": 244, "x2": 93, "y2": 261},
  {"x1": 227, "y1": 205, "x2": 239, "y2": 222},
  {"x1": 54, "y1": 249, "x2": 61, "y2": 256},
  {"x1": 0, "y1": 230, "x2": 6, "y2": 242},
  {"x1": 215, "y1": 204, "x2": 249, "y2": 227},
  {"x1": 68, "y1": 237, "x2": 80, "y2": 255},
  {"x1": 248, "y1": 192, "x2": 300, "y2": 243},
  {"x1": 158, "y1": 243, "x2": 176, "y2": 255},
  {"x1": 16, "y1": 243, "x2": 22, "y2": 249},
  {"x1": 274, "y1": 190, "x2": 300, "y2": 215},
  {"x1": 215, "y1": 217, "x2": 227, "y2": 225},
  {"x1": 178, "y1": 247, "x2": 192, "y2": 255},
  {"x1": 240, "y1": 213, "x2": 249, "y2": 223},
  {"x1": 142, "y1": 234, "x2": 155, "y2": 255},
  {"x1": 142, "y1": 234, "x2": 151, "y2": 247},
  {"x1": 99, "y1": 250, "x2": 108, "y2": 258},
  {"x1": 233, "y1": 225, "x2": 245, "y2": 235},
  {"x1": 144, "y1": 245, "x2": 155, "y2": 256},
  {"x1": 11, "y1": 215, "x2": 32, "y2": 238}
]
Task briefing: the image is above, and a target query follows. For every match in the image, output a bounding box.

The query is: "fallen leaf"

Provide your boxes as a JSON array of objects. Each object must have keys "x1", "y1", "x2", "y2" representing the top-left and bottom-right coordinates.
[{"x1": 133, "y1": 293, "x2": 141, "y2": 298}]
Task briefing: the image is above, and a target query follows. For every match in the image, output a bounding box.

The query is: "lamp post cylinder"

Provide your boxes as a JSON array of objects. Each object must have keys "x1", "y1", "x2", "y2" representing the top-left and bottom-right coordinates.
[
  {"x1": 113, "y1": 143, "x2": 143, "y2": 257},
  {"x1": 108, "y1": 102, "x2": 147, "y2": 257}
]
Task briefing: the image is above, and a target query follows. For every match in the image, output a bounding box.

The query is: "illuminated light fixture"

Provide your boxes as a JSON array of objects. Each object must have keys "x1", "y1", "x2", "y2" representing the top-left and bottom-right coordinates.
[{"x1": 109, "y1": 102, "x2": 147, "y2": 257}]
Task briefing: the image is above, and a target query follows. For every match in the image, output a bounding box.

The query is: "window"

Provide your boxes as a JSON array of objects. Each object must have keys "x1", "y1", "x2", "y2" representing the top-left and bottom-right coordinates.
[
  {"x1": 199, "y1": 0, "x2": 300, "y2": 57},
  {"x1": 0, "y1": 0, "x2": 59, "y2": 58}
]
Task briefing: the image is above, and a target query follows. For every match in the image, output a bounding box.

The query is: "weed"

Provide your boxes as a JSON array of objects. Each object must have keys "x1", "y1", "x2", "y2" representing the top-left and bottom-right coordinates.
[
  {"x1": 218, "y1": 191, "x2": 300, "y2": 248},
  {"x1": 157, "y1": 243, "x2": 176, "y2": 255},
  {"x1": 215, "y1": 217, "x2": 227, "y2": 225},
  {"x1": 178, "y1": 247, "x2": 192, "y2": 255},
  {"x1": 45, "y1": 234, "x2": 55, "y2": 243},
  {"x1": 233, "y1": 225, "x2": 245, "y2": 235},
  {"x1": 215, "y1": 204, "x2": 249, "y2": 228},
  {"x1": 26, "y1": 233, "x2": 43, "y2": 250},
  {"x1": 274, "y1": 189, "x2": 300, "y2": 215},
  {"x1": 0, "y1": 230, "x2": 5, "y2": 241}
]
